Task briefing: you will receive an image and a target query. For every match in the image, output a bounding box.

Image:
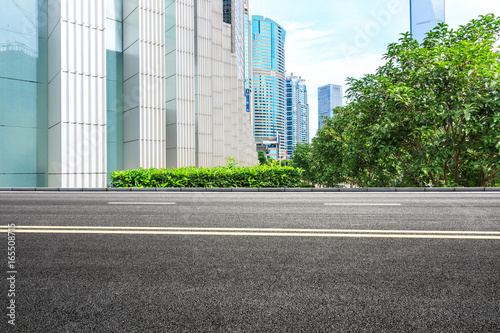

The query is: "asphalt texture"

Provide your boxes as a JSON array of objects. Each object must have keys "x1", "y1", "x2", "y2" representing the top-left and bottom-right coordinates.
[{"x1": 1, "y1": 191, "x2": 499, "y2": 332}]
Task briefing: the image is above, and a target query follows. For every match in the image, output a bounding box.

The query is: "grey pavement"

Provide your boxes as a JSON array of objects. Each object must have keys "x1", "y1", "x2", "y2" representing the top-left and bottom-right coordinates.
[{"x1": 1, "y1": 192, "x2": 499, "y2": 332}]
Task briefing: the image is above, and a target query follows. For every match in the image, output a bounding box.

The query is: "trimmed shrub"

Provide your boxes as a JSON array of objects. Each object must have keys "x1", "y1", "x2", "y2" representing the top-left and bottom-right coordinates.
[{"x1": 109, "y1": 165, "x2": 309, "y2": 188}]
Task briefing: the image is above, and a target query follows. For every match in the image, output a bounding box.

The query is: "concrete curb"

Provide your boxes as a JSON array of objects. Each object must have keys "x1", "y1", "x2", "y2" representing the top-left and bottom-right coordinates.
[{"x1": 0, "y1": 187, "x2": 499, "y2": 192}]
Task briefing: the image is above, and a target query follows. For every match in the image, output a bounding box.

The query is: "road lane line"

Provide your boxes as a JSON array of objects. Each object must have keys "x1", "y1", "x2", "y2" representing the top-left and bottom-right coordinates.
[
  {"x1": 1, "y1": 226, "x2": 499, "y2": 239},
  {"x1": 4, "y1": 226, "x2": 500, "y2": 235},
  {"x1": 107, "y1": 202, "x2": 176, "y2": 205},
  {"x1": 324, "y1": 203, "x2": 401, "y2": 206},
  {"x1": 2, "y1": 229, "x2": 500, "y2": 239}
]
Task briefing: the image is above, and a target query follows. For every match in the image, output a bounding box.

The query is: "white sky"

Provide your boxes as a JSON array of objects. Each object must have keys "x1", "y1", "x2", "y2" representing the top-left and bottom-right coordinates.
[{"x1": 250, "y1": 0, "x2": 500, "y2": 139}]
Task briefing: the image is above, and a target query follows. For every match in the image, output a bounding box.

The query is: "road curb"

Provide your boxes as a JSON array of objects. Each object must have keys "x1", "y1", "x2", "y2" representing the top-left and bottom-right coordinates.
[{"x1": 1, "y1": 187, "x2": 499, "y2": 192}]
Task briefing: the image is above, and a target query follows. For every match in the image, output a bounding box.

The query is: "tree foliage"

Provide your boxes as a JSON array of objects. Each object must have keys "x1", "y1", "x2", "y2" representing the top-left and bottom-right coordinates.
[
  {"x1": 258, "y1": 151, "x2": 269, "y2": 165},
  {"x1": 293, "y1": 14, "x2": 500, "y2": 187}
]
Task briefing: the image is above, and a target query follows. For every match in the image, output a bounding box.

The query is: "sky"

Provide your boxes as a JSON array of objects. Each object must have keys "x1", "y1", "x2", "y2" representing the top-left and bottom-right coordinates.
[{"x1": 250, "y1": 0, "x2": 500, "y2": 139}]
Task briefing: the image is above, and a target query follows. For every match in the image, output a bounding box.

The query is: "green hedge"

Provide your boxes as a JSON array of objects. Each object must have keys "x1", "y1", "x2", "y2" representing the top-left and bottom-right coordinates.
[{"x1": 109, "y1": 165, "x2": 309, "y2": 188}]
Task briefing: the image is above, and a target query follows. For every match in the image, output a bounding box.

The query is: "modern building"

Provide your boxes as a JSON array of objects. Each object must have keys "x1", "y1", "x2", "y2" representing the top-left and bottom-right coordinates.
[
  {"x1": 285, "y1": 74, "x2": 309, "y2": 159},
  {"x1": 251, "y1": 15, "x2": 286, "y2": 160},
  {"x1": 0, "y1": 0, "x2": 255, "y2": 188},
  {"x1": 243, "y1": 0, "x2": 252, "y2": 114},
  {"x1": 318, "y1": 84, "x2": 342, "y2": 129},
  {"x1": 410, "y1": 0, "x2": 445, "y2": 42},
  {"x1": 223, "y1": 0, "x2": 232, "y2": 24}
]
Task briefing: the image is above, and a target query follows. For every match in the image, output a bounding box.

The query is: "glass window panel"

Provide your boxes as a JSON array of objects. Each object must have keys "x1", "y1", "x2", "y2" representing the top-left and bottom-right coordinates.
[
  {"x1": 0, "y1": 32, "x2": 43, "y2": 82},
  {"x1": 107, "y1": 141, "x2": 118, "y2": 174},
  {"x1": 106, "y1": 0, "x2": 123, "y2": 21},
  {"x1": 36, "y1": 37, "x2": 48, "y2": 83},
  {"x1": 106, "y1": 80, "x2": 123, "y2": 111},
  {"x1": 106, "y1": 18, "x2": 122, "y2": 52},
  {"x1": 165, "y1": 2, "x2": 176, "y2": 28},
  {"x1": 0, "y1": 126, "x2": 37, "y2": 173},
  {"x1": 106, "y1": 50, "x2": 123, "y2": 82},
  {"x1": 107, "y1": 139, "x2": 123, "y2": 176},
  {"x1": 165, "y1": 27, "x2": 176, "y2": 53},
  {"x1": 0, "y1": 174, "x2": 38, "y2": 187},
  {"x1": 165, "y1": 76, "x2": 176, "y2": 102},
  {"x1": 107, "y1": 110, "x2": 118, "y2": 142},
  {"x1": 0, "y1": 0, "x2": 39, "y2": 38},
  {"x1": 0, "y1": 78, "x2": 39, "y2": 127}
]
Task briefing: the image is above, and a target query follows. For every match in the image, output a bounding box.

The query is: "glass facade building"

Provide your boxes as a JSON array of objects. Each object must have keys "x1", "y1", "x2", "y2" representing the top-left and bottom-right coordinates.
[
  {"x1": 223, "y1": 0, "x2": 232, "y2": 24},
  {"x1": 244, "y1": 0, "x2": 251, "y2": 113},
  {"x1": 251, "y1": 16, "x2": 286, "y2": 159},
  {"x1": 0, "y1": 0, "x2": 48, "y2": 187},
  {"x1": 222, "y1": 0, "x2": 245, "y2": 81},
  {"x1": 318, "y1": 84, "x2": 342, "y2": 129},
  {"x1": 410, "y1": 0, "x2": 445, "y2": 42},
  {"x1": 234, "y1": 0, "x2": 245, "y2": 81},
  {"x1": 0, "y1": 0, "x2": 255, "y2": 187},
  {"x1": 286, "y1": 74, "x2": 309, "y2": 159}
]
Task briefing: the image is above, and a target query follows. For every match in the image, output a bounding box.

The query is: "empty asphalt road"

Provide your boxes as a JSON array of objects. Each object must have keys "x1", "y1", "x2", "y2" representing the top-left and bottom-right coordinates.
[{"x1": 1, "y1": 191, "x2": 499, "y2": 332}]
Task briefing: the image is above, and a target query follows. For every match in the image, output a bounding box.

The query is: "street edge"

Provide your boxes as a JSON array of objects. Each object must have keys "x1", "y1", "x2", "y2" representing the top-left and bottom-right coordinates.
[{"x1": 0, "y1": 187, "x2": 499, "y2": 192}]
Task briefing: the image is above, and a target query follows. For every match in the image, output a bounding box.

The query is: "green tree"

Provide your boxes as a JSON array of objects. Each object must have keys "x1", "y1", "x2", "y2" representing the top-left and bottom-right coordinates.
[
  {"x1": 291, "y1": 115, "x2": 348, "y2": 187},
  {"x1": 299, "y1": 14, "x2": 500, "y2": 187},
  {"x1": 257, "y1": 151, "x2": 268, "y2": 165}
]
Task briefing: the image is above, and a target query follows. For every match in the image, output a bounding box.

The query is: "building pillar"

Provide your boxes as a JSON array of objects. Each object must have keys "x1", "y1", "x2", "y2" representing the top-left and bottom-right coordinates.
[
  {"x1": 123, "y1": 0, "x2": 166, "y2": 170},
  {"x1": 48, "y1": 0, "x2": 107, "y2": 187}
]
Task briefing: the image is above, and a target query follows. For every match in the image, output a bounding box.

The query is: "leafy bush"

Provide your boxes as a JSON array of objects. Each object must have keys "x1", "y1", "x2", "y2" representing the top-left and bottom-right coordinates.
[{"x1": 109, "y1": 164, "x2": 308, "y2": 188}]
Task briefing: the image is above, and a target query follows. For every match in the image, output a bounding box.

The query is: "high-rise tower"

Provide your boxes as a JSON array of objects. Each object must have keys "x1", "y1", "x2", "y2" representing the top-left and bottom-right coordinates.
[
  {"x1": 410, "y1": 0, "x2": 445, "y2": 42},
  {"x1": 244, "y1": 0, "x2": 252, "y2": 114},
  {"x1": 318, "y1": 84, "x2": 342, "y2": 129},
  {"x1": 286, "y1": 74, "x2": 309, "y2": 159},
  {"x1": 251, "y1": 16, "x2": 286, "y2": 159}
]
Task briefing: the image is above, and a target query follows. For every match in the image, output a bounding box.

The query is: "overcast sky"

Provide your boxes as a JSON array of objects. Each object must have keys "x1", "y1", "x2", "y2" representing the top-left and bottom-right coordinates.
[{"x1": 250, "y1": 0, "x2": 500, "y2": 138}]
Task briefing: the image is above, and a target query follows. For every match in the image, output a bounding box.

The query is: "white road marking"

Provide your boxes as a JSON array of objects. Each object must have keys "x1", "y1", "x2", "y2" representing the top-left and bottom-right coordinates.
[
  {"x1": 4, "y1": 226, "x2": 500, "y2": 235},
  {"x1": 107, "y1": 202, "x2": 176, "y2": 205},
  {"x1": 324, "y1": 203, "x2": 401, "y2": 206}
]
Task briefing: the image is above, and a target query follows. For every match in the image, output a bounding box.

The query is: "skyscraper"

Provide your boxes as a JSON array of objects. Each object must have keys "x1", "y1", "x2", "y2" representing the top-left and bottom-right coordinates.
[
  {"x1": 223, "y1": 0, "x2": 232, "y2": 24},
  {"x1": 286, "y1": 74, "x2": 309, "y2": 159},
  {"x1": 410, "y1": 0, "x2": 445, "y2": 42},
  {"x1": 251, "y1": 16, "x2": 286, "y2": 159},
  {"x1": 244, "y1": 0, "x2": 252, "y2": 114},
  {"x1": 318, "y1": 84, "x2": 342, "y2": 129},
  {"x1": 0, "y1": 0, "x2": 255, "y2": 188}
]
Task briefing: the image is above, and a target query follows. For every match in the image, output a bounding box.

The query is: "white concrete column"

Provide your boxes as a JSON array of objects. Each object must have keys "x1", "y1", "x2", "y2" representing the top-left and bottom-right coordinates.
[
  {"x1": 211, "y1": 0, "x2": 225, "y2": 166},
  {"x1": 48, "y1": 0, "x2": 107, "y2": 187},
  {"x1": 165, "y1": 0, "x2": 195, "y2": 168},
  {"x1": 123, "y1": 0, "x2": 166, "y2": 170}
]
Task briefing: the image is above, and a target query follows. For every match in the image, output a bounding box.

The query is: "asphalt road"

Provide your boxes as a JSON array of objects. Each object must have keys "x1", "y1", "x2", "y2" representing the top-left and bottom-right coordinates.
[{"x1": 1, "y1": 191, "x2": 499, "y2": 332}]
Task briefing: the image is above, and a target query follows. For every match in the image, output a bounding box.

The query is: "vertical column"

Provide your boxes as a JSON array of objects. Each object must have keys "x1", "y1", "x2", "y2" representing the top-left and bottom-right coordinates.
[
  {"x1": 140, "y1": 0, "x2": 166, "y2": 168},
  {"x1": 123, "y1": 0, "x2": 166, "y2": 170},
  {"x1": 105, "y1": 0, "x2": 124, "y2": 177},
  {"x1": 165, "y1": 0, "x2": 195, "y2": 168},
  {"x1": 122, "y1": 0, "x2": 140, "y2": 169},
  {"x1": 195, "y1": 0, "x2": 213, "y2": 167},
  {"x1": 230, "y1": 54, "x2": 239, "y2": 160},
  {"x1": 222, "y1": 24, "x2": 233, "y2": 160},
  {"x1": 211, "y1": 0, "x2": 225, "y2": 166},
  {"x1": 48, "y1": 0, "x2": 107, "y2": 187}
]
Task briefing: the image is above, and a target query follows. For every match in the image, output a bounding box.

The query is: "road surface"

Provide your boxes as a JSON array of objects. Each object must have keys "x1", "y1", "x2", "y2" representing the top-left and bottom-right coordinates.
[{"x1": 1, "y1": 191, "x2": 499, "y2": 332}]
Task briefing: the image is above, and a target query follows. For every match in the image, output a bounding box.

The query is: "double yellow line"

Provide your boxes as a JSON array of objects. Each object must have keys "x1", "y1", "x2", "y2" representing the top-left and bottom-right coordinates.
[{"x1": 2, "y1": 226, "x2": 500, "y2": 239}]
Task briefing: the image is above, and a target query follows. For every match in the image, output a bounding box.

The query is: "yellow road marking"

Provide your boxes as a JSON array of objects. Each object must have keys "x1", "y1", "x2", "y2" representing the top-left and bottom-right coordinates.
[
  {"x1": 2, "y1": 225, "x2": 500, "y2": 235},
  {"x1": 1, "y1": 226, "x2": 499, "y2": 239}
]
